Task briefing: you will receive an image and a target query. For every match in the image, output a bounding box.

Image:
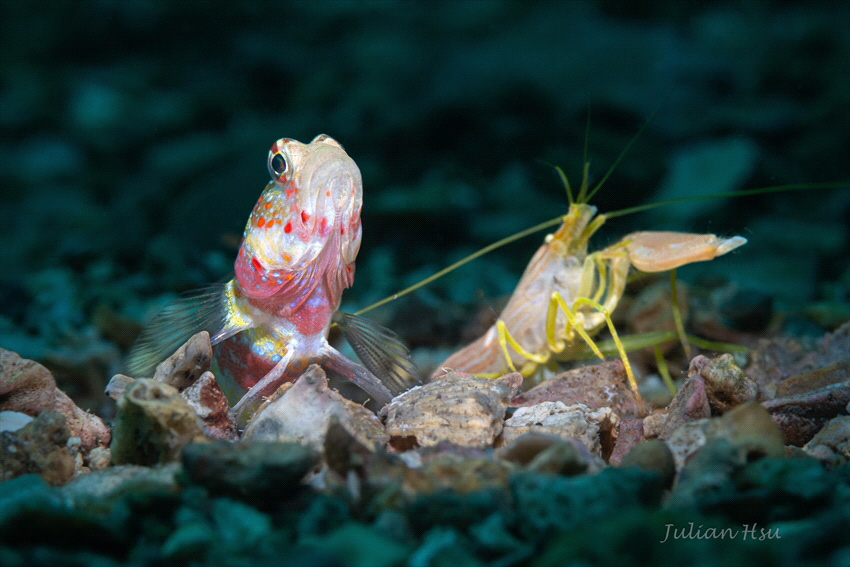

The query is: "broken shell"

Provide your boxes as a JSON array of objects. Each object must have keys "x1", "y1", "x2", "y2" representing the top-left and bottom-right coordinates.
[{"x1": 381, "y1": 371, "x2": 522, "y2": 449}]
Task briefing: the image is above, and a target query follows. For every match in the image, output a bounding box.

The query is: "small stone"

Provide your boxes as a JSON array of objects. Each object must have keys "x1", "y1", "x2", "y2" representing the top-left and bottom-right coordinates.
[
  {"x1": 105, "y1": 374, "x2": 135, "y2": 400},
  {"x1": 52, "y1": 388, "x2": 110, "y2": 452},
  {"x1": 0, "y1": 348, "x2": 110, "y2": 452},
  {"x1": 182, "y1": 371, "x2": 235, "y2": 441},
  {"x1": 61, "y1": 463, "x2": 181, "y2": 513},
  {"x1": 382, "y1": 371, "x2": 522, "y2": 449},
  {"x1": 501, "y1": 402, "x2": 619, "y2": 457},
  {"x1": 608, "y1": 417, "x2": 645, "y2": 466},
  {"x1": 657, "y1": 359, "x2": 711, "y2": 439},
  {"x1": 0, "y1": 411, "x2": 76, "y2": 485},
  {"x1": 705, "y1": 400, "x2": 785, "y2": 460},
  {"x1": 243, "y1": 365, "x2": 388, "y2": 451},
  {"x1": 776, "y1": 361, "x2": 850, "y2": 398},
  {"x1": 618, "y1": 439, "x2": 676, "y2": 489},
  {"x1": 0, "y1": 348, "x2": 57, "y2": 416},
  {"x1": 691, "y1": 354, "x2": 759, "y2": 413},
  {"x1": 181, "y1": 441, "x2": 320, "y2": 504},
  {"x1": 803, "y1": 415, "x2": 850, "y2": 462},
  {"x1": 762, "y1": 380, "x2": 850, "y2": 446},
  {"x1": 665, "y1": 400, "x2": 785, "y2": 472},
  {"x1": 85, "y1": 446, "x2": 111, "y2": 470},
  {"x1": 641, "y1": 411, "x2": 667, "y2": 438},
  {"x1": 498, "y1": 432, "x2": 601, "y2": 476},
  {"x1": 525, "y1": 439, "x2": 589, "y2": 476},
  {"x1": 511, "y1": 360, "x2": 641, "y2": 418},
  {"x1": 405, "y1": 454, "x2": 515, "y2": 494},
  {"x1": 110, "y1": 378, "x2": 207, "y2": 466},
  {"x1": 666, "y1": 438, "x2": 743, "y2": 509},
  {"x1": 663, "y1": 418, "x2": 711, "y2": 472},
  {"x1": 498, "y1": 432, "x2": 565, "y2": 466}
]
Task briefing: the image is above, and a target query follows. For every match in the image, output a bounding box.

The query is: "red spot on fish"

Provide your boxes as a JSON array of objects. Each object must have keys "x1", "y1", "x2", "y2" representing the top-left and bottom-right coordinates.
[
  {"x1": 284, "y1": 221, "x2": 292, "y2": 233},
  {"x1": 326, "y1": 190, "x2": 331, "y2": 197},
  {"x1": 264, "y1": 202, "x2": 272, "y2": 210},
  {"x1": 257, "y1": 217, "x2": 266, "y2": 228},
  {"x1": 251, "y1": 256, "x2": 263, "y2": 272},
  {"x1": 301, "y1": 211, "x2": 309, "y2": 223},
  {"x1": 319, "y1": 217, "x2": 327, "y2": 233},
  {"x1": 340, "y1": 226, "x2": 345, "y2": 235},
  {"x1": 286, "y1": 187, "x2": 296, "y2": 199}
]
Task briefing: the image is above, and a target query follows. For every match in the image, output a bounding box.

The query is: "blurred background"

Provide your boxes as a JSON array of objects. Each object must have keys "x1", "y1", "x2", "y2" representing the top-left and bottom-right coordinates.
[{"x1": 1, "y1": 0, "x2": 848, "y2": 415}]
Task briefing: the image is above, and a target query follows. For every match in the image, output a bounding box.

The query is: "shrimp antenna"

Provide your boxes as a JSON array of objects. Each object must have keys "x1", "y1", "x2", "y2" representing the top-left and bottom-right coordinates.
[
  {"x1": 353, "y1": 214, "x2": 565, "y2": 316},
  {"x1": 583, "y1": 100, "x2": 665, "y2": 204},
  {"x1": 354, "y1": 179, "x2": 845, "y2": 318},
  {"x1": 576, "y1": 110, "x2": 592, "y2": 203}
]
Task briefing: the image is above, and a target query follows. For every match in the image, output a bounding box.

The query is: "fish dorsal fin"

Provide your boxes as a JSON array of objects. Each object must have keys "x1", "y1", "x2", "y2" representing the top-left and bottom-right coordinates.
[
  {"x1": 124, "y1": 283, "x2": 245, "y2": 378},
  {"x1": 333, "y1": 311, "x2": 421, "y2": 396}
]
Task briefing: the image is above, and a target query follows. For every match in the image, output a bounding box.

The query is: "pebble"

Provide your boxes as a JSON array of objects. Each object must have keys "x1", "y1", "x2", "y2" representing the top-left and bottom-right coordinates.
[
  {"x1": 1, "y1": 411, "x2": 76, "y2": 485},
  {"x1": 618, "y1": 438, "x2": 676, "y2": 489},
  {"x1": 511, "y1": 360, "x2": 642, "y2": 418},
  {"x1": 110, "y1": 378, "x2": 206, "y2": 466},
  {"x1": 381, "y1": 371, "x2": 522, "y2": 449},
  {"x1": 243, "y1": 364, "x2": 388, "y2": 451},
  {"x1": 501, "y1": 401, "x2": 619, "y2": 457},
  {"x1": 692, "y1": 353, "x2": 759, "y2": 413},
  {"x1": 180, "y1": 441, "x2": 320, "y2": 505}
]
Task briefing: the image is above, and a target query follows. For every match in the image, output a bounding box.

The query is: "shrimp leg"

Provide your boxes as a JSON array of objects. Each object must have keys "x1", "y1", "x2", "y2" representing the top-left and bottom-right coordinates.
[{"x1": 462, "y1": 228, "x2": 746, "y2": 409}]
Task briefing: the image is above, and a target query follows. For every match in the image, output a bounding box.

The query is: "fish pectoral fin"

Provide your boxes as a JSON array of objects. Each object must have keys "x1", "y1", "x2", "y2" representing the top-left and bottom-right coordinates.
[
  {"x1": 322, "y1": 346, "x2": 393, "y2": 406},
  {"x1": 124, "y1": 282, "x2": 246, "y2": 378},
  {"x1": 333, "y1": 311, "x2": 421, "y2": 396}
]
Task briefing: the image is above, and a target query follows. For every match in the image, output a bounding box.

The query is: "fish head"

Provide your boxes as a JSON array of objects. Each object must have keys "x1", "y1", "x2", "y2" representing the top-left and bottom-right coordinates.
[{"x1": 236, "y1": 134, "x2": 363, "y2": 298}]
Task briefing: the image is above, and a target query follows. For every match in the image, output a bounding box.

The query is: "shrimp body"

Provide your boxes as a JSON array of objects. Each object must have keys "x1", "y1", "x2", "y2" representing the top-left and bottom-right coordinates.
[{"x1": 434, "y1": 200, "x2": 746, "y2": 405}]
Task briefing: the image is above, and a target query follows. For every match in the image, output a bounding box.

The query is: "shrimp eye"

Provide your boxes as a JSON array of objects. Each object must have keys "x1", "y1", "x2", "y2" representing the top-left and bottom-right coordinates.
[{"x1": 269, "y1": 152, "x2": 288, "y2": 177}]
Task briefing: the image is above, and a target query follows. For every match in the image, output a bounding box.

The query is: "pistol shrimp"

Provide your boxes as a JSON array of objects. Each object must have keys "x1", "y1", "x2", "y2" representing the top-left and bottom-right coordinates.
[
  {"x1": 430, "y1": 162, "x2": 746, "y2": 409},
  {"x1": 352, "y1": 120, "x2": 843, "y2": 411}
]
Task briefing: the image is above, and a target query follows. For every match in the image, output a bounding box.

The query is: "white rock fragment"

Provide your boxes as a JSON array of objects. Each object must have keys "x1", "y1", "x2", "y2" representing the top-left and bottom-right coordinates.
[
  {"x1": 242, "y1": 364, "x2": 388, "y2": 451},
  {"x1": 501, "y1": 401, "x2": 620, "y2": 456}
]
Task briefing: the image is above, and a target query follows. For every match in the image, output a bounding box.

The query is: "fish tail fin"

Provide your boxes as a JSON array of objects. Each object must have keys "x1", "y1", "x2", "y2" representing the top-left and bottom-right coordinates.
[
  {"x1": 124, "y1": 283, "x2": 241, "y2": 377},
  {"x1": 333, "y1": 311, "x2": 421, "y2": 396}
]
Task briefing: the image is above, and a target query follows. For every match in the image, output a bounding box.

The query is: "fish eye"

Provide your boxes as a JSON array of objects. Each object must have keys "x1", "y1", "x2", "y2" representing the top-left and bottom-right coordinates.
[{"x1": 269, "y1": 152, "x2": 288, "y2": 177}]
